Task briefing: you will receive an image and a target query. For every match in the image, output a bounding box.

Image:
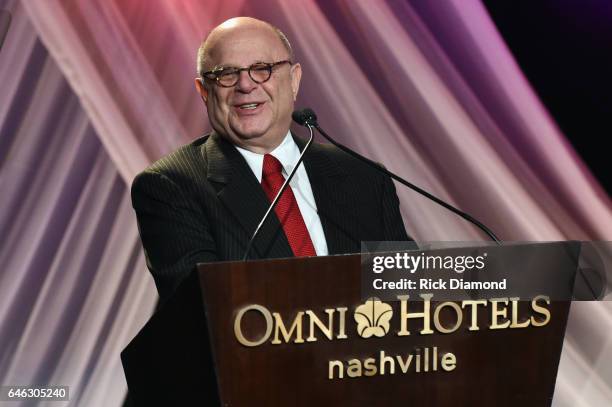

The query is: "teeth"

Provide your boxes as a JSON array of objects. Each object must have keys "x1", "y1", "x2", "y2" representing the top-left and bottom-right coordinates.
[{"x1": 240, "y1": 103, "x2": 258, "y2": 109}]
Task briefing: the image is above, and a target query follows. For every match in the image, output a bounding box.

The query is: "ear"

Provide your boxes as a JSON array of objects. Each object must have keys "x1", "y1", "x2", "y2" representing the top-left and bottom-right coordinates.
[
  {"x1": 195, "y1": 77, "x2": 209, "y2": 103},
  {"x1": 290, "y1": 63, "x2": 302, "y2": 101}
]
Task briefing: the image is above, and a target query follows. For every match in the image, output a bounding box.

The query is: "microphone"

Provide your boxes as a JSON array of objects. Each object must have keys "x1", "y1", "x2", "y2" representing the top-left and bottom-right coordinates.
[
  {"x1": 292, "y1": 109, "x2": 317, "y2": 127},
  {"x1": 241, "y1": 124, "x2": 316, "y2": 261},
  {"x1": 0, "y1": 10, "x2": 11, "y2": 53},
  {"x1": 292, "y1": 108, "x2": 500, "y2": 243}
]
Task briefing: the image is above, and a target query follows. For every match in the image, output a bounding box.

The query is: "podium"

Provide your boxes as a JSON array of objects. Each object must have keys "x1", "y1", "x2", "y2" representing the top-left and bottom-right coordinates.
[{"x1": 122, "y1": 242, "x2": 579, "y2": 406}]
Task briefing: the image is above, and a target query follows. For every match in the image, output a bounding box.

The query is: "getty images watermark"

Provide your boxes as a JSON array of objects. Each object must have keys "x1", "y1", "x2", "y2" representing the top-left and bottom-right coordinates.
[{"x1": 361, "y1": 241, "x2": 611, "y2": 302}]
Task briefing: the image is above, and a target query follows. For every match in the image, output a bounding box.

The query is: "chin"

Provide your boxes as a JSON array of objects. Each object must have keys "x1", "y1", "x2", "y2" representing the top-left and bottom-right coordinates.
[{"x1": 231, "y1": 123, "x2": 272, "y2": 140}]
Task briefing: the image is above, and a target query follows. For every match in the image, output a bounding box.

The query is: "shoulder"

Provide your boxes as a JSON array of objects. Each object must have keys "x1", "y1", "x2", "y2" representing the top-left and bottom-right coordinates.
[
  {"x1": 131, "y1": 134, "x2": 211, "y2": 197},
  {"x1": 143, "y1": 135, "x2": 210, "y2": 177}
]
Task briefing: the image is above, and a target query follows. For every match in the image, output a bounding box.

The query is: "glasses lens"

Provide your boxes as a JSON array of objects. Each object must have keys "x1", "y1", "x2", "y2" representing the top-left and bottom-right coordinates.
[
  {"x1": 249, "y1": 63, "x2": 272, "y2": 83},
  {"x1": 217, "y1": 69, "x2": 240, "y2": 86},
  {"x1": 217, "y1": 70, "x2": 239, "y2": 87}
]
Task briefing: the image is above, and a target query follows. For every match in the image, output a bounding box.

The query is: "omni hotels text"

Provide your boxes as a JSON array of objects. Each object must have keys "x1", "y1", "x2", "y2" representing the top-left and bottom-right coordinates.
[{"x1": 233, "y1": 295, "x2": 551, "y2": 380}]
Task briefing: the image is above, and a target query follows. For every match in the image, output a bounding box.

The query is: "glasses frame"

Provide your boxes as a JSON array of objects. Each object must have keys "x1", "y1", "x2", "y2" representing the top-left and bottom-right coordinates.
[{"x1": 201, "y1": 60, "x2": 292, "y2": 88}]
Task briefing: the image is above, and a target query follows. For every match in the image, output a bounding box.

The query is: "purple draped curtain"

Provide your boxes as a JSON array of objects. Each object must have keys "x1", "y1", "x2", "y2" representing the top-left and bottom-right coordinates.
[
  {"x1": 1, "y1": 0, "x2": 611, "y2": 405},
  {"x1": 0, "y1": 1, "x2": 157, "y2": 406}
]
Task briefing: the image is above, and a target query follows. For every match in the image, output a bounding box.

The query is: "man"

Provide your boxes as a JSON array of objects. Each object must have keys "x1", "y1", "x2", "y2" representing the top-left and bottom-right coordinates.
[{"x1": 132, "y1": 17, "x2": 410, "y2": 301}]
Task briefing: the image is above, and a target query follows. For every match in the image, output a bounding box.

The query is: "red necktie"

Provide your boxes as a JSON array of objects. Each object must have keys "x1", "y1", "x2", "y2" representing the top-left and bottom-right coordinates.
[{"x1": 261, "y1": 154, "x2": 316, "y2": 257}]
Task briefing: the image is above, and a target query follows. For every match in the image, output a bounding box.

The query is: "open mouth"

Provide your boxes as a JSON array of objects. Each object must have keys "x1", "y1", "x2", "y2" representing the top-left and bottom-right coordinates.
[{"x1": 236, "y1": 102, "x2": 263, "y2": 110}]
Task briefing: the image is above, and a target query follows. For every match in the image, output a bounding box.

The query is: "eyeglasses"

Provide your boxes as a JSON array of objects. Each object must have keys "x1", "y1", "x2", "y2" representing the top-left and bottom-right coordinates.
[{"x1": 201, "y1": 60, "x2": 292, "y2": 88}]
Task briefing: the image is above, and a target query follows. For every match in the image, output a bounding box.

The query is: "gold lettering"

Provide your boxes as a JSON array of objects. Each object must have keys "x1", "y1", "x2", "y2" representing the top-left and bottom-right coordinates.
[
  {"x1": 509, "y1": 297, "x2": 530, "y2": 328},
  {"x1": 531, "y1": 295, "x2": 551, "y2": 327},
  {"x1": 271, "y1": 311, "x2": 304, "y2": 344},
  {"x1": 461, "y1": 300, "x2": 487, "y2": 331},
  {"x1": 328, "y1": 360, "x2": 343, "y2": 379},
  {"x1": 490, "y1": 298, "x2": 510, "y2": 329},
  {"x1": 306, "y1": 309, "x2": 335, "y2": 342},
  {"x1": 396, "y1": 353, "x2": 413, "y2": 373},
  {"x1": 347, "y1": 359, "x2": 362, "y2": 378},
  {"x1": 380, "y1": 350, "x2": 395, "y2": 375},
  {"x1": 363, "y1": 358, "x2": 377, "y2": 376},
  {"x1": 397, "y1": 294, "x2": 434, "y2": 336},
  {"x1": 441, "y1": 352, "x2": 456, "y2": 371},
  {"x1": 433, "y1": 301, "x2": 463, "y2": 334},
  {"x1": 336, "y1": 307, "x2": 348, "y2": 339},
  {"x1": 234, "y1": 305, "x2": 273, "y2": 347},
  {"x1": 433, "y1": 346, "x2": 438, "y2": 371}
]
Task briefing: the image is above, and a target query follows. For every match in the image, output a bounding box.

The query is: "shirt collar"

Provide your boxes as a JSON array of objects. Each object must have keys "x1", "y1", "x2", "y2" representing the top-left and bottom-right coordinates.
[{"x1": 234, "y1": 132, "x2": 300, "y2": 182}]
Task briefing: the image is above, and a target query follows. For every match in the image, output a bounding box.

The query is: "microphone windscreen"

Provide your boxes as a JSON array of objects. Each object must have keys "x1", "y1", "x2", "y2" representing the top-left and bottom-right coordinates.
[
  {"x1": 292, "y1": 109, "x2": 308, "y2": 125},
  {"x1": 292, "y1": 108, "x2": 318, "y2": 126}
]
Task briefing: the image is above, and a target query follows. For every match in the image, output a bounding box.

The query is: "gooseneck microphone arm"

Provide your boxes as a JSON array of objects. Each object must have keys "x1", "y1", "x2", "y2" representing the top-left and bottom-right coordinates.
[
  {"x1": 292, "y1": 108, "x2": 500, "y2": 244},
  {"x1": 241, "y1": 125, "x2": 316, "y2": 261}
]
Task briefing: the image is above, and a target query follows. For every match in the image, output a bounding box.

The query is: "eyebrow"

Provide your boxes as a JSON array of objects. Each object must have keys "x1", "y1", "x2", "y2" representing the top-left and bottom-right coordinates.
[
  {"x1": 210, "y1": 65, "x2": 233, "y2": 72},
  {"x1": 211, "y1": 60, "x2": 270, "y2": 70}
]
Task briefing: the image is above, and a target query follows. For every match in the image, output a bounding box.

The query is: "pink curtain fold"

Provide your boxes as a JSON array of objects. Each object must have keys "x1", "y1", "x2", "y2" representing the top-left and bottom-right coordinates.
[{"x1": 0, "y1": 1, "x2": 156, "y2": 406}]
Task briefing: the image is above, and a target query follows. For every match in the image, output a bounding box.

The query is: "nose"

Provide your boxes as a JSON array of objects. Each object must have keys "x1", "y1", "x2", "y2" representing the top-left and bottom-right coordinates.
[{"x1": 235, "y1": 70, "x2": 257, "y2": 93}]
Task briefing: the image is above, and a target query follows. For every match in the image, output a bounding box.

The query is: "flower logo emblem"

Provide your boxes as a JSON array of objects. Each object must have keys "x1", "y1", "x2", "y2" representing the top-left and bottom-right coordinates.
[{"x1": 354, "y1": 298, "x2": 393, "y2": 338}]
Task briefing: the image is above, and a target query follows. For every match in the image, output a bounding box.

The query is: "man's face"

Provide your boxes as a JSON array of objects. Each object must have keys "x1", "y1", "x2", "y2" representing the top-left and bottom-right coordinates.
[{"x1": 196, "y1": 26, "x2": 301, "y2": 153}]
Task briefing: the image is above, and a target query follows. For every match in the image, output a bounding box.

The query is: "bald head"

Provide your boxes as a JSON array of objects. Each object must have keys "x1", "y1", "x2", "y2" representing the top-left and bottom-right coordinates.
[{"x1": 197, "y1": 17, "x2": 293, "y2": 77}]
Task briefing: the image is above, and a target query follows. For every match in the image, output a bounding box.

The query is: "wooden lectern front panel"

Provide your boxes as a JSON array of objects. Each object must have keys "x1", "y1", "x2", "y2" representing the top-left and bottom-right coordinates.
[{"x1": 198, "y1": 254, "x2": 569, "y2": 407}]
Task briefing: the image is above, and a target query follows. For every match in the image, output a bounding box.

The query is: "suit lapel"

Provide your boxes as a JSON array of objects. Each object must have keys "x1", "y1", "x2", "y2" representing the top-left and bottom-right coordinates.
[
  {"x1": 203, "y1": 133, "x2": 293, "y2": 259},
  {"x1": 295, "y1": 135, "x2": 360, "y2": 255}
]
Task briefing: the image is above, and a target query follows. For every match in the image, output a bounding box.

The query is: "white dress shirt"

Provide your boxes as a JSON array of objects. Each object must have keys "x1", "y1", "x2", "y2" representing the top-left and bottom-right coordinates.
[{"x1": 234, "y1": 132, "x2": 329, "y2": 256}]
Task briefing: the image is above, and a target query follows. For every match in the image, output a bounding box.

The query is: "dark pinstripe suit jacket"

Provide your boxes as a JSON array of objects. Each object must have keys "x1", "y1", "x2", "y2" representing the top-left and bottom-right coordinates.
[{"x1": 132, "y1": 132, "x2": 410, "y2": 300}]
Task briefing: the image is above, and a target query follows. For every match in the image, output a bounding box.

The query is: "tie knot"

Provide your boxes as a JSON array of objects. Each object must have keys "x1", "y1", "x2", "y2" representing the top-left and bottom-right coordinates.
[{"x1": 263, "y1": 154, "x2": 283, "y2": 176}]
